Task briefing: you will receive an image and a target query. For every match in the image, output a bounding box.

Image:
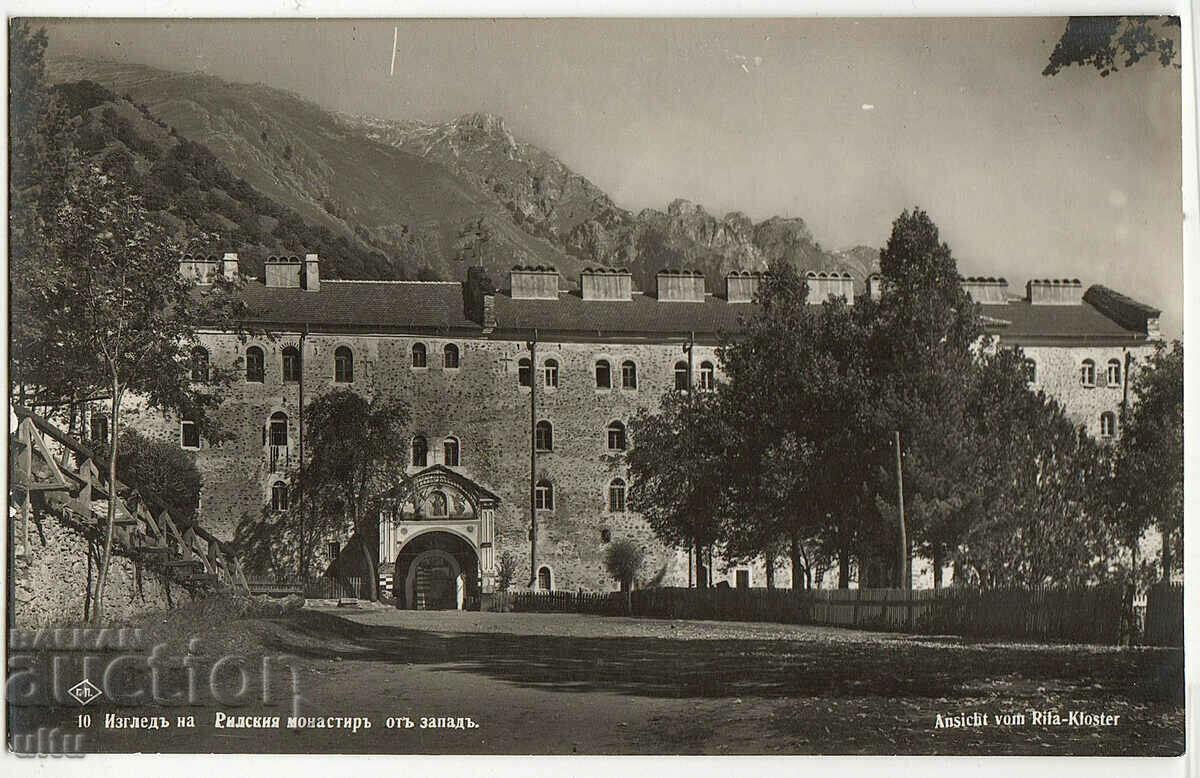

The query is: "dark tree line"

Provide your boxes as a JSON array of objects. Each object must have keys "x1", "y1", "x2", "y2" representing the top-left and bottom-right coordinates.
[{"x1": 628, "y1": 208, "x2": 1182, "y2": 590}]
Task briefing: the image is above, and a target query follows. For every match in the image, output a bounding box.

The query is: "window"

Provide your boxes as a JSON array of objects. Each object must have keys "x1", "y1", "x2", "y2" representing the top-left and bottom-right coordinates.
[
  {"x1": 608, "y1": 478, "x2": 627, "y2": 513},
  {"x1": 535, "y1": 420, "x2": 553, "y2": 452},
  {"x1": 245, "y1": 346, "x2": 265, "y2": 383},
  {"x1": 1107, "y1": 359, "x2": 1122, "y2": 386},
  {"x1": 543, "y1": 358, "x2": 559, "y2": 388},
  {"x1": 430, "y1": 491, "x2": 448, "y2": 517},
  {"x1": 443, "y1": 343, "x2": 460, "y2": 369},
  {"x1": 334, "y1": 346, "x2": 354, "y2": 383},
  {"x1": 268, "y1": 412, "x2": 289, "y2": 446},
  {"x1": 735, "y1": 570, "x2": 750, "y2": 589},
  {"x1": 1080, "y1": 359, "x2": 1095, "y2": 387},
  {"x1": 600, "y1": 528, "x2": 612, "y2": 543},
  {"x1": 595, "y1": 360, "x2": 611, "y2": 389},
  {"x1": 518, "y1": 357, "x2": 532, "y2": 387},
  {"x1": 190, "y1": 347, "x2": 209, "y2": 383},
  {"x1": 282, "y1": 346, "x2": 301, "y2": 383},
  {"x1": 607, "y1": 421, "x2": 626, "y2": 451},
  {"x1": 1100, "y1": 412, "x2": 1117, "y2": 439},
  {"x1": 535, "y1": 479, "x2": 554, "y2": 510},
  {"x1": 91, "y1": 413, "x2": 109, "y2": 445},
  {"x1": 621, "y1": 360, "x2": 638, "y2": 389},
  {"x1": 271, "y1": 481, "x2": 289, "y2": 511},
  {"x1": 411, "y1": 343, "x2": 427, "y2": 368},
  {"x1": 674, "y1": 361, "x2": 689, "y2": 392},
  {"x1": 1023, "y1": 358, "x2": 1037, "y2": 383},
  {"x1": 411, "y1": 436, "x2": 428, "y2": 467},
  {"x1": 443, "y1": 437, "x2": 460, "y2": 467},
  {"x1": 700, "y1": 361, "x2": 715, "y2": 391},
  {"x1": 537, "y1": 566, "x2": 552, "y2": 591},
  {"x1": 180, "y1": 419, "x2": 200, "y2": 450}
]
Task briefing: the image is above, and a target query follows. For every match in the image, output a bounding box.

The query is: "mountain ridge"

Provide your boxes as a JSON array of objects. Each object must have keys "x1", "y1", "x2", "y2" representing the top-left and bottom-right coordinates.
[{"x1": 49, "y1": 54, "x2": 878, "y2": 289}]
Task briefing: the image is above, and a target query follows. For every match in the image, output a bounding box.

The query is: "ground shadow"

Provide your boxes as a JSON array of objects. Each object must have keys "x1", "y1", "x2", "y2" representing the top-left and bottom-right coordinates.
[{"x1": 258, "y1": 611, "x2": 1184, "y2": 705}]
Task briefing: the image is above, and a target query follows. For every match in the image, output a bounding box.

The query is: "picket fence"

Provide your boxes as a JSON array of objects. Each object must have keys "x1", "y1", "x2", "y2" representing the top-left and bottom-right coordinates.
[
  {"x1": 247, "y1": 576, "x2": 365, "y2": 600},
  {"x1": 491, "y1": 584, "x2": 1149, "y2": 646}
]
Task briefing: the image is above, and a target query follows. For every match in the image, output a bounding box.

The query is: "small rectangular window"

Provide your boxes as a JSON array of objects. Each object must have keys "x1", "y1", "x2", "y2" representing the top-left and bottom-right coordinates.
[{"x1": 181, "y1": 420, "x2": 200, "y2": 449}]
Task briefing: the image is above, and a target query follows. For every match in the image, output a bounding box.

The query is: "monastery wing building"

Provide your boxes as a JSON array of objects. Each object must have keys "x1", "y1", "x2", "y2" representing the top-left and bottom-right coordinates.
[{"x1": 157, "y1": 253, "x2": 1161, "y2": 608}]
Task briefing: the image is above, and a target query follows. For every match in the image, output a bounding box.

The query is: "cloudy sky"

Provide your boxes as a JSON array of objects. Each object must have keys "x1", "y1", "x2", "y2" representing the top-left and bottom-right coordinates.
[{"x1": 43, "y1": 17, "x2": 1183, "y2": 335}]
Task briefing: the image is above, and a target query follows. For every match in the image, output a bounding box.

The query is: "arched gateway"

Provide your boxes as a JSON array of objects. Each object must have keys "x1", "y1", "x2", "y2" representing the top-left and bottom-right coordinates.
[{"x1": 378, "y1": 465, "x2": 500, "y2": 610}]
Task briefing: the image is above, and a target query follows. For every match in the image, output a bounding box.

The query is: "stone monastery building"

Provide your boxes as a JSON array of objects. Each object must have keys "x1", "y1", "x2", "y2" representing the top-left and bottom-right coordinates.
[{"x1": 164, "y1": 252, "x2": 1162, "y2": 608}]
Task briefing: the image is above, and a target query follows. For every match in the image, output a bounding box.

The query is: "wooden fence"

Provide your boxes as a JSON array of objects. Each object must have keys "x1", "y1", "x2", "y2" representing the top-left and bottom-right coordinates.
[
  {"x1": 490, "y1": 584, "x2": 1138, "y2": 645},
  {"x1": 1143, "y1": 582, "x2": 1183, "y2": 647},
  {"x1": 247, "y1": 576, "x2": 365, "y2": 600}
]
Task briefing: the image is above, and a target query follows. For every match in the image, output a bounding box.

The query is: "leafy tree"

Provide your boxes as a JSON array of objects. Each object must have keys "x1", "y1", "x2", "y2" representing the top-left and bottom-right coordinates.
[
  {"x1": 88, "y1": 428, "x2": 202, "y2": 524},
  {"x1": 866, "y1": 208, "x2": 984, "y2": 587},
  {"x1": 627, "y1": 389, "x2": 731, "y2": 587},
  {"x1": 1110, "y1": 340, "x2": 1183, "y2": 580},
  {"x1": 496, "y1": 551, "x2": 518, "y2": 592},
  {"x1": 1044, "y1": 16, "x2": 1181, "y2": 77},
  {"x1": 955, "y1": 348, "x2": 1113, "y2": 587},
  {"x1": 604, "y1": 538, "x2": 645, "y2": 593},
  {"x1": 19, "y1": 164, "x2": 243, "y2": 623},
  {"x1": 717, "y1": 264, "x2": 876, "y2": 588},
  {"x1": 297, "y1": 389, "x2": 412, "y2": 601}
]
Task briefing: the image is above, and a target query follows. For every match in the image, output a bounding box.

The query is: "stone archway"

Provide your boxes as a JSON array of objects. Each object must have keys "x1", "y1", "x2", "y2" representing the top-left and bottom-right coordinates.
[
  {"x1": 393, "y1": 530, "x2": 480, "y2": 610},
  {"x1": 406, "y1": 549, "x2": 461, "y2": 610}
]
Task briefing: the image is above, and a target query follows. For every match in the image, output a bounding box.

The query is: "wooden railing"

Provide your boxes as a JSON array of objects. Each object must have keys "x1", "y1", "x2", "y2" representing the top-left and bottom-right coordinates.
[
  {"x1": 246, "y1": 576, "x2": 365, "y2": 600},
  {"x1": 9, "y1": 405, "x2": 248, "y2": 593}
]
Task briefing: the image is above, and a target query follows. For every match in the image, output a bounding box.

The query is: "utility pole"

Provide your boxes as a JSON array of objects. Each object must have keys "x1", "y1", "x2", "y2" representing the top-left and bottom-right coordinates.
[
  {"x1": 528, "y1": 330, "x2": 538, "y2": 587},
  {"x1": 684, "y1": 333, "x2": 695, "y2": 588},
  {"x1": 895, "y1": 430, "x2": 909, "y2": 590}
]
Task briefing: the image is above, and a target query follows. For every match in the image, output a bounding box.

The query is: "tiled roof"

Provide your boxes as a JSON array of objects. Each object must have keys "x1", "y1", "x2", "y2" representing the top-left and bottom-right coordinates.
[
  {"x1": 233, "y1": 280, "x2": 479, "y2": 333},
  {"x1": 978, "y1": 299, "x2": 1147, "y2": 343},
  {"x1": 224, "y1": 278, "x2": 1152, "y2": 344},
  {"x1": 492, "y1": 292, "x2": 750, "y2": 340}
]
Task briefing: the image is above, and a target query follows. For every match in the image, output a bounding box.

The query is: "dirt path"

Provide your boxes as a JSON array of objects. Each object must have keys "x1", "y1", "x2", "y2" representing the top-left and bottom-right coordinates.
[{"x1": 8, "y1": 607, "x2": 1184, "y2": 755}]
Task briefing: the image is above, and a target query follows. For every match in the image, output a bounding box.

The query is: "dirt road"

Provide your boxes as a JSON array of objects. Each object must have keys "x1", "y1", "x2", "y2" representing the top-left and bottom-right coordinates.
[{"x1": 9, "y1": 607, "x2": 1184, "y2": 755}]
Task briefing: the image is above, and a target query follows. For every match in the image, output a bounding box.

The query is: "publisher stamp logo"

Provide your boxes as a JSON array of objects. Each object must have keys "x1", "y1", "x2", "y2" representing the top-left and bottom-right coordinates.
[{"x1": 67, "y1": 680, "x2": 102, "y2": 706}]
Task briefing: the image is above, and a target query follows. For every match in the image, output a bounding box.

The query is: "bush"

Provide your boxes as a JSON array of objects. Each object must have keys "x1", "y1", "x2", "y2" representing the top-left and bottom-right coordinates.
[{"x1": 604, "y1": 539, "x2": 644, "y2": 593}]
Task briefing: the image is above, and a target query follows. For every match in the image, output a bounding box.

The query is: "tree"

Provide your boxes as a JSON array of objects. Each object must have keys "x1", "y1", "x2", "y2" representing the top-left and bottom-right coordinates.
[
  {"x1": 716, "y1": 264, "x2": 876, "y2": 588},
  {"x1": 496, "y1": 551, "x2": 518, "y2": 593},
  {"x1": 867, "y1": 208, "x2": 984, "y2": 588},
  {"x1": 626, "y1": 389, "x2": 730, "y2": 587},
  {"x1": 604, "y1": 539, "x2": 645, "y2": 593},
  {"x1": 1110, "y1": 340, "x2": 1183, "y2": 580},
  {"x1": 297, "y1": 389, "x2": 412, "y2": 601},
  {"x1": 1044, "y1": 16, "x2": 1181, "y2": 77},
  {"x1": 20, "y1": 164, "x2": 243, "y2": 623},
  {"x1": 88, "y1": 428, "x2": 203, "y2": 524},
  {"x1": 955, "y1": 348, "x2": 1114, "y2": 587}
]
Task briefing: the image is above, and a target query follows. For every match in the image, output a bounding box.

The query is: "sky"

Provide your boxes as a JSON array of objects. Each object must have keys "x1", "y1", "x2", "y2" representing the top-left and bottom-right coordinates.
[{"x1": 41, "y1": 17, "x2": 1184, "y2": 336}]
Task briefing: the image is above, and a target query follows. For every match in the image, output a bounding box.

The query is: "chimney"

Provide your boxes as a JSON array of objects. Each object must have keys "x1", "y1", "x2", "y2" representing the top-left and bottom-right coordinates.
[
  {"x1": 221, "y1": 252, "x2": 240, "y2": 282},
  {"x1": 303, "y1": 253, "x2": 320, "y2": 292},
  {"x1": 581, "y1": 267, "x2": 633, "y2": 301},
  {"x1": 805, "y1": 271, "x2": 855, "y2": 305},
  {"x1": 1026, "y1": 278, "x2": 1083, "y2": 305},
  {"x1": 464, "y1": 266, "x2": 497, "y2": 333},
  {"x1": 264, "y1": 256, "x2": 302, "y2": 288},
  {"x1": 725, "y1": 271, "x2": 763, "y2": 303},
  {"x1": 509, "y1": 265, "x2": 559, "y2": 300},
  {"x1": 179, "y1": 254, "x2": 218, "y2": 285},
  {"x1": 1082, "y1": 285, "x2": 1163, "y2": 339},
  {"x1": 655, "y1": 269, "x2": 706, "y2": 302},
  {"x1": 866, "y1": 273, "x2": 884, "y2": 301},
  {"x1": 960, "y1": 276, "x2": 1009, "y2": 304}
]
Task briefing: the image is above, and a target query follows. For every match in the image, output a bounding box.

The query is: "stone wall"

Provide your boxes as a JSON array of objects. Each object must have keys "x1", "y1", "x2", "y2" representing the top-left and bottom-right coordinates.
[
  {"x1": 117, "y1": 323, "x2": 1160, "y2": 595},
  {"x1": 11, "y1": 508, "x2": 192, "y2": 628}
]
